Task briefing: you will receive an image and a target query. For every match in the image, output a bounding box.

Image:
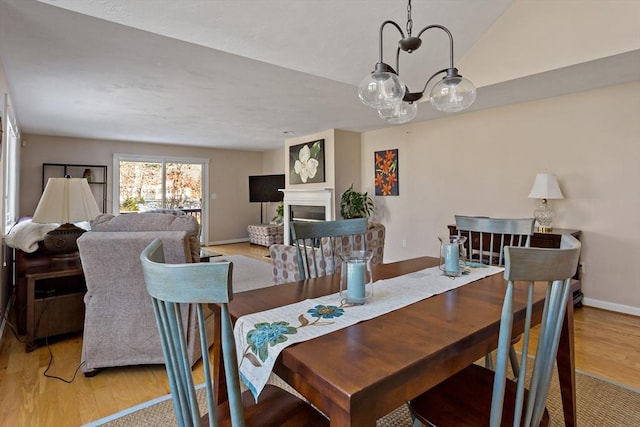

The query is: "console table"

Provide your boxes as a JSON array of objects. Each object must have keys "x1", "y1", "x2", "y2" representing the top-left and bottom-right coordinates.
[
  {"x1": 447, "y1": 226, "x2": 583, "y2": 305},
  {"x1": 25, "y1": 264, "x2": 86, "y2": 351}
]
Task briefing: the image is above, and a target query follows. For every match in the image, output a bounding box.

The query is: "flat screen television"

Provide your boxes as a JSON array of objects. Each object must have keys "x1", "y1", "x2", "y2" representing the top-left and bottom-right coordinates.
[{"x1": 249, "y1": 174, "x2": 285, "y2": 202}]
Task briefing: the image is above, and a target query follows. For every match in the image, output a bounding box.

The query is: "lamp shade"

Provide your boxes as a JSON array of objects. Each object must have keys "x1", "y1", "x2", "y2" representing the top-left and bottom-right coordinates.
[
  {"x1": 32, "y1": 178, "x2": 101, "y2": 224},
  {"x1": 528, "y1": 173, "x2": 564, "y2": 200}
]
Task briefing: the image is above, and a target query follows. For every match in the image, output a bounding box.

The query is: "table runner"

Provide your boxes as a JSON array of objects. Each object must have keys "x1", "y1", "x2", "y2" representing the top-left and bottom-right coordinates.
[{"x1": 233, "y1": 264, "x2": 504, "y2": 401}]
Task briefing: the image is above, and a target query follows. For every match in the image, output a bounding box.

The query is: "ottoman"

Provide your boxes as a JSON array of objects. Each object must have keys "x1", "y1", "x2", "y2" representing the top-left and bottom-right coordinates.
[{"x1": 247, "y1": 224, "x2": 284, "y2": 247}]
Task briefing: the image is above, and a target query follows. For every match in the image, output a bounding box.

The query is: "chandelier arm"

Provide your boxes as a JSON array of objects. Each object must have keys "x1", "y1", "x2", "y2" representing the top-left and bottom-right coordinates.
[
  {"x1": 416, "y1": 24, "x2": 455, "y2": 69},
  {"x1": 419, "y1": 68, "x2": 449, "y2": 95},
  {"x1": 379, "y1": 20, "x2": 405, "y2": 64}
]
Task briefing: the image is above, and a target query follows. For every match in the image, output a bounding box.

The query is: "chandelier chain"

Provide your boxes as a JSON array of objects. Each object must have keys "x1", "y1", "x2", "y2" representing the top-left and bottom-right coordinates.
[{"x1": 406, "y1": 0, "x2": 413, "y2": 36}]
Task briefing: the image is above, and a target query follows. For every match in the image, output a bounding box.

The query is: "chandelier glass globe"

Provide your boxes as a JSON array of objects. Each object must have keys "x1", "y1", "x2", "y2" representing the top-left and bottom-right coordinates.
[
  {"x1": 358, "y1": 71, "x2": 406, "y2": 110},
  {"x1": 429, "y1": 75, "x2": 477, "y2": 113},
  {"x1": 378, "y1": 101, "x2": 417, "y2": 124}
]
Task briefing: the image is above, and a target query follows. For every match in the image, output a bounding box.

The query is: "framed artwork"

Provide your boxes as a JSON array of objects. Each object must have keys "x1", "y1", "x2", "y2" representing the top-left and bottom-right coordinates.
[
  {"x1": 375, "y1": 149, "x2": 399, "y2": 196},
  {"x1": 289, "y1": 139, "x2": 325, "y2": 184}
]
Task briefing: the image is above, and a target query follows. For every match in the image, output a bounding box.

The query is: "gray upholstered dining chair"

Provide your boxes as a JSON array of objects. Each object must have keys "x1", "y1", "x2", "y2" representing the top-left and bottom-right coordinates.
[
  {"x1": 140, "y1": 239, "x2": 328, "y2": 427},
  {"x1": 455, "y1": 215, "x2": 536, "y2": 374},
  {"x1": 290, "y1": 218, "x2": 369, "y2": 280},
  {"x1": 409, "y1": 234, "x2": 581, "y2": 427}
]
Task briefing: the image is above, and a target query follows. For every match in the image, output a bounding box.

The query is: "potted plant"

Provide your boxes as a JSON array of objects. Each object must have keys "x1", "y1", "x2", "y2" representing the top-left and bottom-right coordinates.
[
  {"x1": 271, "y1": 201, "x2": 284, "y2": 225},
  {"x1": 340, "y1": 184, "x2": 374, "y2": 219}
]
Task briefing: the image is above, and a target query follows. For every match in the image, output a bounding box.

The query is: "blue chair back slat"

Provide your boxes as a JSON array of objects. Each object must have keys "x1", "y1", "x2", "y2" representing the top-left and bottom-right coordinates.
[
  {"x1": 290, "y1": 218, "x2": 368, "y2": 280},
  {"x1": 489, "y1": 234, "x2": 581, "y2": 427},
  {"x1": 140, "y1": 239, "x2": 240, "y2": 427}
]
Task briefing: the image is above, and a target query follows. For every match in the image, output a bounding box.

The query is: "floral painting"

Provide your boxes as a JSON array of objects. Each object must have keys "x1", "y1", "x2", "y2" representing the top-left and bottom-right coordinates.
[
  {"x1": 289, "y1": 139, "x2": 325, "y2": 184},
  {"x1": 375, "y1": 149, "x2": 399, "y2": 196}
]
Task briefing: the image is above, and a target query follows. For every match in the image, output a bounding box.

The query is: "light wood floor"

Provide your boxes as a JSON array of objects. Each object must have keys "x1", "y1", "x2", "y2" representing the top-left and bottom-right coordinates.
[{"x1": 0, "y1": 242, "x2": 638, "y2": 426}]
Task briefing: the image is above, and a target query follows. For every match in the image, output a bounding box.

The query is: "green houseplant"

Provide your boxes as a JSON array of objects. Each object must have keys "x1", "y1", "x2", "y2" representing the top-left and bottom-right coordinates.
[
  {"x1": 340, "y1": 184, "x2": 374, "y2": 219},
  {"x1": 271, "y1": 201, "x2": 284, "y2": 225}
]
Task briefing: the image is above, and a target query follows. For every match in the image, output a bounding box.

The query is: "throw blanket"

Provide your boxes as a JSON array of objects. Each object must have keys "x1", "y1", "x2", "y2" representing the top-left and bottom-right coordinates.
[
  {"x1": 3, "y1": 219, "x2": 57, "y2": 252},
  {"x1": 234, "y1": 264, "x2": 504, "y2": 401},
  {"x1": 4, "y1": 219, "x2": 92, "y2": 253}
]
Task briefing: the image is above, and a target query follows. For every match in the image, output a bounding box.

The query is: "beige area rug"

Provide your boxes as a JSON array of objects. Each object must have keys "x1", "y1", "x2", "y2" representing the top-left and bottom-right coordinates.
[
  {"x1": 85, "y1": 368, "x2": 639, "y2": 426},
  {"x1": 210, "y1": 254, "x2": 274, "y2": 293}
]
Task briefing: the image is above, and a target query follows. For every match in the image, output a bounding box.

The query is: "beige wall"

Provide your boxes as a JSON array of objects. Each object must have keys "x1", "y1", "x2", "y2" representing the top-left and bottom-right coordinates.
[
  {"x1": 361, "y1": 82, "x2": 640, "y2": 314},
  {"x1": 460, "y1": 0, "x2": 640, "y2": 87},
  {"x1": 19, "y1": 135, "x2": 264, "y2": 244},
  {"x1": 260, "y1": 147, "x2": 286, "y2": 221}
]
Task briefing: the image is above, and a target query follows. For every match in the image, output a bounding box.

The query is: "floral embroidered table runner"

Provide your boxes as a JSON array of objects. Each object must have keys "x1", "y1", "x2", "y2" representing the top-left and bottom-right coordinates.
[{"x1": 234, "y1": 265, "x2": 504, "y2": 401}]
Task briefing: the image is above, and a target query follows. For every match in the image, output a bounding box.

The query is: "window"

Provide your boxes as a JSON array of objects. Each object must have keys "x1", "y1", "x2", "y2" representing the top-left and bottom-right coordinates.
[
  {"x1": 2, "y1": 94, "x2": 20, "y2": 233},
  {"x1": 113, "y1": 154, "x2": 209, "y2": 243}
]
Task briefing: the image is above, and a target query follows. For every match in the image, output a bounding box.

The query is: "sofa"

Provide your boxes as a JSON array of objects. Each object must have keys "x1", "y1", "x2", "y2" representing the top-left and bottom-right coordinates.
[
  {"x1": 269, "y1": 222, "x2": 386, "y2": 284},
  {"x1": 77, "y1": 212, "x2": 210, "y2": 375}
]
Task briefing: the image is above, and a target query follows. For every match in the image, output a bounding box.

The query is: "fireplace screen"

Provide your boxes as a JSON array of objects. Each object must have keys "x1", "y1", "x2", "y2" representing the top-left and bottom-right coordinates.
[{"x1": 289, "y1": 205, "x2": 326, "y2": 222}]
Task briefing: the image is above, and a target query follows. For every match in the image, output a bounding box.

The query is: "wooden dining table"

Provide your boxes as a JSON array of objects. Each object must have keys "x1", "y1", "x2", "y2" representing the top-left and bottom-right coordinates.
[{"x1": 212, "y1": 256, "x2": 578, "y2": 426}]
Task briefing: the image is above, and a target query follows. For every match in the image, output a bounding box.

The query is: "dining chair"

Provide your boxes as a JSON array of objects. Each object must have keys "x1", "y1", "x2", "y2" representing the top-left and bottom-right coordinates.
[
  {"x1": 140, "y1": 239, "x2": 328, "y2": 427},
  {"x1": 455, "y1": 215, "x2": 536, "y2": 373},
  {"x1": 409, "y1": 234, "x2": 581, "y2": 427},
  {"x1": 455, "y1": 215, "x2": 535, "y2": 267},
  {"x1": 290, "y1": 218, "x2": 368, "y2": 280}
]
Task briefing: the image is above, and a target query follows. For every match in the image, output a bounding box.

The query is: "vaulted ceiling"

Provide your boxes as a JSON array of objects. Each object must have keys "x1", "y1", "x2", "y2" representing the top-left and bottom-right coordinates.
[{"x1": 0, "y1": 0, "x2": 638, "y2": 150}]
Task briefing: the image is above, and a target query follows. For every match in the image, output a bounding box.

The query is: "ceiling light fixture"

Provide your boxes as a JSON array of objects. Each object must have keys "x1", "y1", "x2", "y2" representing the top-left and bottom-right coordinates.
[{"x1": 358, "y1": 0, "x2": 477, "y2": 124}]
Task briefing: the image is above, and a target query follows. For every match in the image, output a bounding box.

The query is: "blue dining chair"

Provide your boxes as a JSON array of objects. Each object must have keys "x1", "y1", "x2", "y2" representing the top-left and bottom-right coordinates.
[
  {"x1": 290, "y1": 218, "x2": 368, "y2": 280},
  {"x1": 409, "y1": 234, "x2": 581, "y2": 427},
  {"x1": 140, "y1": 239, "x2": 328, "y2": 427},
  {"x1": 455, "y1": 215, "x2": 536, "y2": 374}
]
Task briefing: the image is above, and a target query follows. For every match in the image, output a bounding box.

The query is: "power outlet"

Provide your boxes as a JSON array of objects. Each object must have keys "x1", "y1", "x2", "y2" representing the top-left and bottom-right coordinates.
[
  {"x1": 579, "y1": 263, "x2": 585, "y2": 273},
  {"x1": 402, "y1": 239, "x2": 407, "y2": 248}
]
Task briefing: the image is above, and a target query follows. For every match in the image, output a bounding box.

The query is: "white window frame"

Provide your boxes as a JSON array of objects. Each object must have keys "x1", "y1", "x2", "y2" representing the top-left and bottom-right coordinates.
[
  {"x1": 113, "y1": 153, "x2": 209, "y2": 244},
  {"x1": 2, "y1": 94, "x2": 20, "y2": 234}
]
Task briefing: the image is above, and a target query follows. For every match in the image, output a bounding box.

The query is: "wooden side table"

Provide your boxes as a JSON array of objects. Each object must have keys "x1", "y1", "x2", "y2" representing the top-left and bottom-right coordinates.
[{"x1": 25, "y1": 265, "x2": 86, "y2": 351}]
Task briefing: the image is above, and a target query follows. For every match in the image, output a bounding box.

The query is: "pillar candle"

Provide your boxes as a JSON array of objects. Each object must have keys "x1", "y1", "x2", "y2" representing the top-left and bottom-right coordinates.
[
  {"x1": 444, "y1": 243, "x2": 460, "y2": 275},
  {"x1": 347, "y1": 261, "x2": 366, "y2": 302}
]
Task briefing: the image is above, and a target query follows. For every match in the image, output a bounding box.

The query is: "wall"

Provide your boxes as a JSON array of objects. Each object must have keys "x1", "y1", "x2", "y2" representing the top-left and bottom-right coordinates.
[
  {"x1": 19, "y1": 135, "x2": 264, "y2": 244},
  {"x1": 260, "y1": 146, "x2": 285, "y2": 222},
  {"x1": 459, "y1": 0, "x2": 640, "y2": 88},
  {"x1": 361, "y1": 82, "x2": 640, "y2": 314},
  {"x1": 0, "y1": 59, "x2": 10, "y2": 328}
]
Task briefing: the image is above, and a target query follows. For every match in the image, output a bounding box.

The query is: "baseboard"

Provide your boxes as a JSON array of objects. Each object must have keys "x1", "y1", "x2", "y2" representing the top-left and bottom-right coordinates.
[
  {"x1": 207, "y1": 237, "x2": 250, "y2": 246},
  {"x1": 582, "y1": 297, "x2": 640, "y2": 316}
]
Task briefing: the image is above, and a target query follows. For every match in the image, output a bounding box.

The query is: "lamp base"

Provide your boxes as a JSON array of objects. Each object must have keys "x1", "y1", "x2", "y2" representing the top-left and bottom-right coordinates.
[
  {"x1": 43, "y1": 223, "x2": 86, "y2": 256},
  {"x1": 533, "y1": 199, "x2": 554, "y2": 235},
  {"x1": 50, "y1": 252, "x2": 81, "y2": 269}
]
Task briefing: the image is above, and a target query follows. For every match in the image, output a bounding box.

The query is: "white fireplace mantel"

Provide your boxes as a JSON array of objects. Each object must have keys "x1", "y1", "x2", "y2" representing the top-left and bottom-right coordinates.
[{"x1": 280, "y1": 188, "x2": 334, "y2": 244}]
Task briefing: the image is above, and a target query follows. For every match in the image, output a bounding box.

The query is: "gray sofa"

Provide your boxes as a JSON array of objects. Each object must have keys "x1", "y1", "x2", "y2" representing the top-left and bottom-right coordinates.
[{"x1": 77, "y1": 213, "x2": 212, "y2": 375}]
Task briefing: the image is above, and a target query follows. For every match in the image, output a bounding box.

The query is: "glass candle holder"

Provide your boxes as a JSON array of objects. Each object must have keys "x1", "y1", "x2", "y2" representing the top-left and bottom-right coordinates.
[
  {"x1": 339, "y1": 250, "x2": 373, "y2": 305},
  {"x1": 438, "y1": 235, "x2": 467, "y2": 277}
]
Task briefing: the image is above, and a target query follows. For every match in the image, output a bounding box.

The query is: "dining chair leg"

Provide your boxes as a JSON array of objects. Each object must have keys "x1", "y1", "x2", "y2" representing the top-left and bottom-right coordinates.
[
  {"x1": 509, "y1": 345, "x2": 520, "y2": 377},
  {"x1": 485, "y1": 353, "x2": 494, "y2": 370}
]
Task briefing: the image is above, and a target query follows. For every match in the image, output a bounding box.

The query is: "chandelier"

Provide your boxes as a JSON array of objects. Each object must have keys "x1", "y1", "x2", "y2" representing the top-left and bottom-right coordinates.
[{"x1": 358, "y1": 0, "x2": 477, "y2": 124}]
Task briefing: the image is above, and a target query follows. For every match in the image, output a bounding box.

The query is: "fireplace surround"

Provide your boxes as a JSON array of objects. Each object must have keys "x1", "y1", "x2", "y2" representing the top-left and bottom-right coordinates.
[{"x1": 281, "y1": 189, "x2": 333, "y2": 244}]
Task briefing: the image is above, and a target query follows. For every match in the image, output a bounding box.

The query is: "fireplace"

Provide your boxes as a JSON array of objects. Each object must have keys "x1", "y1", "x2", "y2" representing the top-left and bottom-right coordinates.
[
  {"x1": 289, "y1": 205, "x2": 326, "y2": 222},
  {"x1": 280, "y1": 189, "x2": 334, "y2": 244}
]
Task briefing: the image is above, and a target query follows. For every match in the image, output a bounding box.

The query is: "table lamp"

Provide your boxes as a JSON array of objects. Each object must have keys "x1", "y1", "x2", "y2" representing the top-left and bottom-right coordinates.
[
  {"x1": 32, "y1": 177, "x2": 101, "y2": 266},
  {"x1": 528, "y1": 173, "x2": 564, "y2": 232}
]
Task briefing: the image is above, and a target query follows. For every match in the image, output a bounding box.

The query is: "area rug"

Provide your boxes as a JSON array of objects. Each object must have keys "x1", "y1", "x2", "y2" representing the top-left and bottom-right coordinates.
[
  {"x1": 210, "y1": 254, "x2": 274, "y2": 293},
  {"x1": 85, "y1": 369, "x2": 639, "y2": 426}
]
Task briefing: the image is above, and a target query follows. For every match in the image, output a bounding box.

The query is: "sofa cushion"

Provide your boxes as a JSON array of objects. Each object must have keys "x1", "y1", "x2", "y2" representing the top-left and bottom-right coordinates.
[{"x1": 91, "y1": 213, "x2": 201, "y2": 261}]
